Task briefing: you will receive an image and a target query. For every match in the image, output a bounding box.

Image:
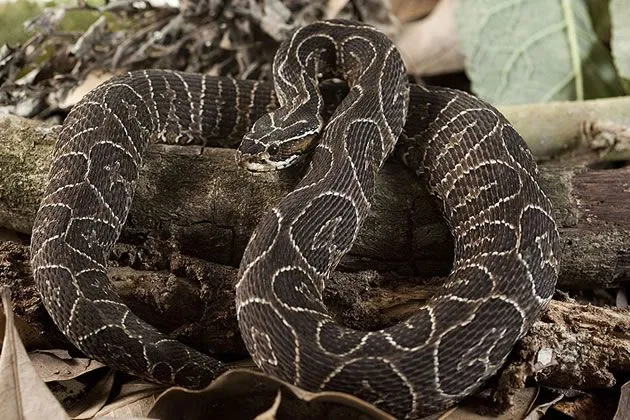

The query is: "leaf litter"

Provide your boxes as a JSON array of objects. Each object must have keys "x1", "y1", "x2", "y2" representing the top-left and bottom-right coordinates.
[{"x1": 0, "y1": 286, "x2": 395, "y2": 419}]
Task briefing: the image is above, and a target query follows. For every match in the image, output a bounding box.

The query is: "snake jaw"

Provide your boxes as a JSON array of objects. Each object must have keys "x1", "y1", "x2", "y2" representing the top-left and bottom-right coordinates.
[
  {"x1": 238, "y1": 151, "x2": 275, "y2": 172},
  {"x1": 237, "y1": 150, "x2": 303, "y2": 172},
  {"x1": 238, "y1": 133, "x2": 317, "y2": 172}
]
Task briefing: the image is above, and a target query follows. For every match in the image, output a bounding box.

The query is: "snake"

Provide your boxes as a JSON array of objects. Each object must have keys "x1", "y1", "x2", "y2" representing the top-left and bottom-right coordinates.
[{"x1": 29, "y1": 20, "x2": 560, "y2": 418}]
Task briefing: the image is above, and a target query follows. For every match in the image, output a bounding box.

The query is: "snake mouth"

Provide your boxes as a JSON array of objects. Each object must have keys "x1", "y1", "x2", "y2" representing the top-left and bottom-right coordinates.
[
  {"x1": 238, "y1": 151, "x2": 303, "y2": 172},
  {"x1": 238, "y1": 134, "x2": 316, "y2": 172}
]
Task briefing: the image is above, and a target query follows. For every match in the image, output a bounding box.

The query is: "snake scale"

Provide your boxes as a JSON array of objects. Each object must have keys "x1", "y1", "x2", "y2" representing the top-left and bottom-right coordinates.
[{"x1": 30, "y1": 20, "x2": 560, "y2": 418}]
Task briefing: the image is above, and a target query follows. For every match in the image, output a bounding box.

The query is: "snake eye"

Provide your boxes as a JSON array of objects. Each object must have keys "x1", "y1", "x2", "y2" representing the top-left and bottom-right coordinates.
[{"x1": 267, "y1": 144, "x2": 280, "y2": 155}]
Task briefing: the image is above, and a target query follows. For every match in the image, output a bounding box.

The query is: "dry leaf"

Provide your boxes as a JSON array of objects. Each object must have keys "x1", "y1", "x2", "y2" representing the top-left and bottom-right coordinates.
[
  {"x1": 617, "y1": 289, "x2": 629, "y2": 308},
  {"x1": 255, "y1": 0, "x2": 294, "y2": 41},
  {"x1": 92, "y1": 381, "x2": 165, "y2": 418},
  {"x1": 67, "y1": 370, "x2": 116, "y2": 419},
  {"x1": 614, "y1": 381, "x2": 630, "y2": 420},
  {"x1": 57, "y1": 71, "x2": 114, "y2": 110},
  {"x1": 523, "y1": 393, "x2": 564, "y2": 420},
  {"x1": 326, "y1": 0, "x2": 351, "y2": 19},
  {"x1": 0, "y1": 304, "x2": 51, "y2": 350},
  {"x1": 30, "y1": 349, "x2": 107, "y2": 382},
  {"x1": 0, "y1": 288, "x2": 69, "y2": 420},
  {"x1": 396, "y1": 0, "x2": 465, "y2": 76},
  {"x1": 254, "y1": 390, "x2": 282, "y2": 420},
  {"x1": 391, "y1": 0, "x2": 439, "y2": 23},
  {"x1": 148, "y1": 368, "x2": 394, "y2": 419}
]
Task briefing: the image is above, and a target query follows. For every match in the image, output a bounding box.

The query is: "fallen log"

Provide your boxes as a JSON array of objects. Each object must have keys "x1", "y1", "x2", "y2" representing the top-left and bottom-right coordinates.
[
  {"x1": 0, "y1": 114, "x2": 628, "y2": 288},
  {"x1": 1, "y1": 113, "x2": 629, "y2": 407}
]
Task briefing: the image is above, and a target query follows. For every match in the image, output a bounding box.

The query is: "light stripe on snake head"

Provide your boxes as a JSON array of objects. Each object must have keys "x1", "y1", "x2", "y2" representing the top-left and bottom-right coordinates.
[{"x1": 238, "y1": 58, "x2": 325, "y2": 172}]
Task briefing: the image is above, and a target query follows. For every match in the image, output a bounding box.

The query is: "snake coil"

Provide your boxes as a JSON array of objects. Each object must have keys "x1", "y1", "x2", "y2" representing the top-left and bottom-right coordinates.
[{"x1": 30, "y1": 20, "x2": 559, "y2": 418}]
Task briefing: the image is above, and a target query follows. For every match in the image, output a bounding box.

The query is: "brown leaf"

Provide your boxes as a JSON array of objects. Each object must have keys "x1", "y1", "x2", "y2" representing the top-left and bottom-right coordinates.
[
  {"x1": 391, "y1": 0, "x2": 439, "y2": 23},
  {"x1": 92, "y1": 381, "x2": 165, "y2": 418},
  {"x1": 0, "y1": 304, "x2": 51, "y2": 350},
  {"x1": 29, "y1": 349, "x2": 107, "y2": 382},
  {"x1": 614, "y1": 381, "x2": 630, "y2": 420},
  {"x1": 67, "y1": 370, "x2": 115, "y2": 419},
  {"x1": 253, "y1": 0, "x2": 294, "y2": 41},
  {"x1": 325, "y1": 0, "x2": 351, "y2": 19},
  {"x1": 147, "y1": 368, "x2": 394, "y2": 420},
  {"x1": 617, "y1": 289, "x2": 629, "y2": 308},
  {"x1": 523, "y1": 393, "x2": 564, "y2": 420},
  {"x1": 254, "y1": 390, "x2": 282, "y2": 420},
  {"x1": 57, "y1": 71, "x2": 114, "y2": 110},
  {"x1": 0, "y1": 288, "x2": 69, "y2": 420}
]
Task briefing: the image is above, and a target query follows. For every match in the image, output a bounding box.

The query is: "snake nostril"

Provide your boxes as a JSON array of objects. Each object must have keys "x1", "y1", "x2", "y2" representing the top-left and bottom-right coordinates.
[{"x1": 267, "y1": 144, "x2": 280, "y2": 155}]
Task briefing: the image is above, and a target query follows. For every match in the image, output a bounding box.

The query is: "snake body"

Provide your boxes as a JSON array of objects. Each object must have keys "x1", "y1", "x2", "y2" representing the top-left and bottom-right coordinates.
[{"x1": 30, "y1": 20, "x2": 560, "y2": 418}]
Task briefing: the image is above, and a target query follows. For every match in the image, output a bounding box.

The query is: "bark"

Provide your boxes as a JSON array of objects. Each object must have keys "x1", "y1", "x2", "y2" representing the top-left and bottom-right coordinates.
[{"x1": 0, "y1": 114, "x2": 629, "y2": 289}]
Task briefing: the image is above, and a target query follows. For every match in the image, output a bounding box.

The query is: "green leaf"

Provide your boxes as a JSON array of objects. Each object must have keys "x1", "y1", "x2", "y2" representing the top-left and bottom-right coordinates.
[
  {"x1": 0, "y1": 0, "x2": 42, "y2": 45},
  {"x1": 610, "y1": 0, "x2": 630, "y2": 93},
  {"x1": 456, "y1": 0, "x2": 623, "y2": 105}
]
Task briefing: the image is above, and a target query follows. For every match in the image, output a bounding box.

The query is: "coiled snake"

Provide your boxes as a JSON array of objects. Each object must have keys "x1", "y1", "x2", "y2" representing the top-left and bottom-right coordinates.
[{"x1": 30, "y1": 20, "x2": 560, "y2": 418}]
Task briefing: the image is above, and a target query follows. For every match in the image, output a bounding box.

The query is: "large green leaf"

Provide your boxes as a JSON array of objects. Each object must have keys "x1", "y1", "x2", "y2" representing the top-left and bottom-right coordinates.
[
  {"x1": 456, "y1": 0, "x2": 623, "y2": 105},
  {"x1": 610, "y1": 0, "x2": 630, "y2": 93}
]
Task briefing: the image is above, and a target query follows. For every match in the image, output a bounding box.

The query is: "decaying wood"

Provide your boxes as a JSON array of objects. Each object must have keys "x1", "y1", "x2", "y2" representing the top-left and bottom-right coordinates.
[
  {"x1": 496, "y1": 299, "x2": 630, "y2": 409},
  {"x1": 1, "y1": 234, "x2": 415, "y2": 356},
  {"x1": 3, "y1": 234, "x2": 630, "y2": 402},
  {"x1": 1, "y1": 114, "x2": 629, "y2": 289},
  {"x1": 0, "y1": 110, "x2": 628, "y2": 407}
]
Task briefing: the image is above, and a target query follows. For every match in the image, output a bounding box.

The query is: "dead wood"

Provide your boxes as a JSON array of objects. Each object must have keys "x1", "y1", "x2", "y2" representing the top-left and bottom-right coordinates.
[
  {"x1": 0, "y1": 94, "x2": 629, "y2": 412},
  {"x1": 3, "y1": 234, "x2": 630, "y2": 403},
  {"x1": 1, "y1": 114, "x2": 629, "y2": 289},
  {"x1": 2, "y1": 1, "x2": 628, "y2": 417},
  {"x1": 495, "y1": 299, "x2": 630, "y2": 410}
]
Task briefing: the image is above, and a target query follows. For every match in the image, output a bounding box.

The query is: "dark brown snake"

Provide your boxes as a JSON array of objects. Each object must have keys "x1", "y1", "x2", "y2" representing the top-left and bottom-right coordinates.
[{"x1": 30, "y1": 20, "x2": 560, "y2": 418}]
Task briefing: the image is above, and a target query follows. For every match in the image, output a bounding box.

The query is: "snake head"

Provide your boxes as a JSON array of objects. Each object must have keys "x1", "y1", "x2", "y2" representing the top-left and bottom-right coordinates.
[{"x1": 237, "y1": 103, "x2": 323, "y2": 172}]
